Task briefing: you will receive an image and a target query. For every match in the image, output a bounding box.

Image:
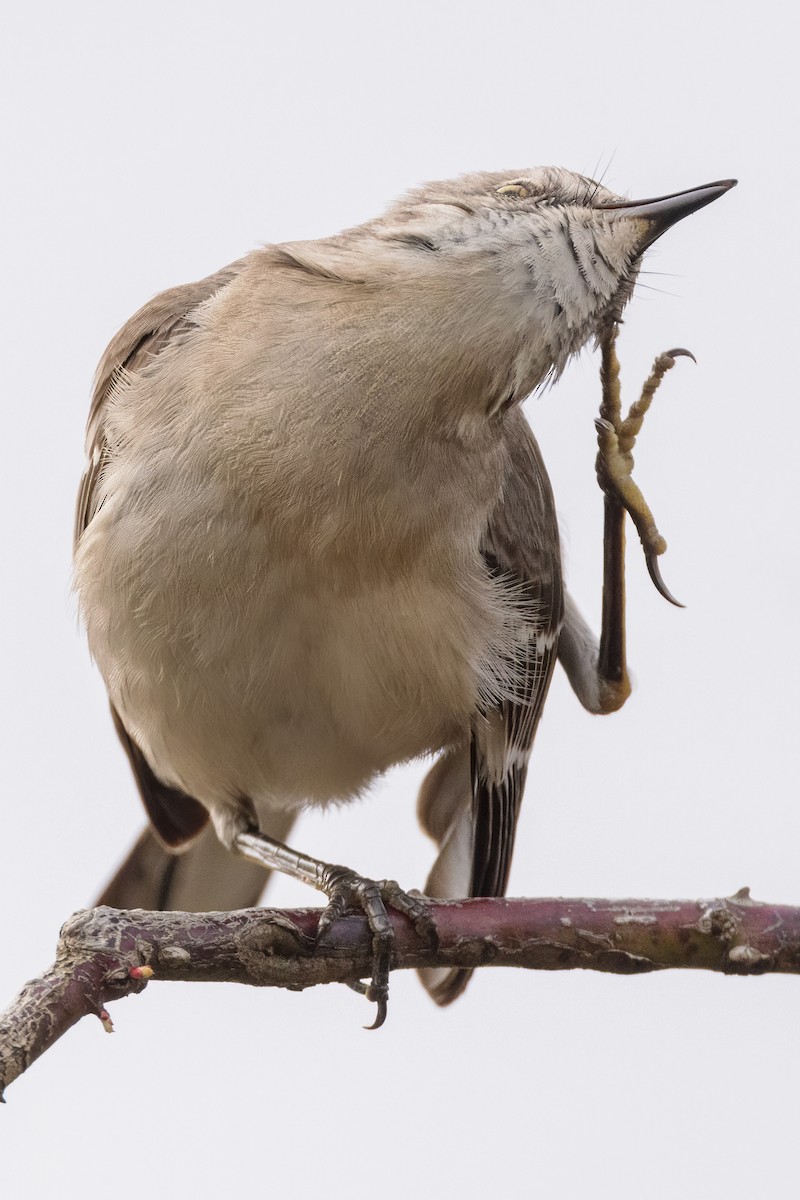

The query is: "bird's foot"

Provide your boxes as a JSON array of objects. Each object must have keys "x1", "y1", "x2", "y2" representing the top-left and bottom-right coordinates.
[
  {"x1": 232, "y1": 827, "x2": 437, "y2": 1026},
  {"x1": 596, "y1": 331, "x2": 695, "y2": 607},
  {"x1": 316, "y1": 867, "x2": 438, "y2": 1029}
]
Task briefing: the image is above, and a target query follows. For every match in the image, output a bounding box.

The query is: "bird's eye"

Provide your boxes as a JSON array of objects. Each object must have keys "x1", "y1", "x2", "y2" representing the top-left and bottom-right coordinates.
[{"x1": 496, "y1": 181, "x2": 532, "y2": 199}]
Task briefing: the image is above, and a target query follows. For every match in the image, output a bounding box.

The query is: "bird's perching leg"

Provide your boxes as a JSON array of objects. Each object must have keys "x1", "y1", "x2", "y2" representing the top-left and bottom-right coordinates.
[
  {"x1": 558, "y1": 324, "x2": 693, "y2": 714},
  {"x1": 233, "y1": 828, "x2": 437, "y2": 1028}
]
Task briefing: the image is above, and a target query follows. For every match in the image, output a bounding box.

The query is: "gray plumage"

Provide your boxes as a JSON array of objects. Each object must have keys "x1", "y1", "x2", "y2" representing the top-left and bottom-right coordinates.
[{"x1": 76, "y1": 167, "x2": 735, "y2": 1008}]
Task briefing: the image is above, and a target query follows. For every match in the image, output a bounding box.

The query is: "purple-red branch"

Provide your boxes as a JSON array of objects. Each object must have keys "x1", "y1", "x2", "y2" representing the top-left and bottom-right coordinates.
[{"x1": 2, "y1": 891, "x2": 798, "y2": 1100}]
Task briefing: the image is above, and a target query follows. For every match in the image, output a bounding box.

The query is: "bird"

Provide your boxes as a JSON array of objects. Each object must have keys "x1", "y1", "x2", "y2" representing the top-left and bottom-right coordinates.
[{"x1": 75, "y1": 167, "x2": 736, "y2": 1024}]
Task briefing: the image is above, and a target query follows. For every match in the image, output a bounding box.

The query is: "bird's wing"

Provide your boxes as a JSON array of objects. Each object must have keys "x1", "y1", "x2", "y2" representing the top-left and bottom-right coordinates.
[
  {"x1": 76, "y1": 262, "x2": 245, "y2": 855},
  {"x1": 418, "y1": 408, "x2": 563, "y2": 1004},
  {"x1": 75, "y1": 260, "x2": 245, "y2": 542},
  {"x1": 471, "y1": 412, "x2": 564, "y2": 897}
]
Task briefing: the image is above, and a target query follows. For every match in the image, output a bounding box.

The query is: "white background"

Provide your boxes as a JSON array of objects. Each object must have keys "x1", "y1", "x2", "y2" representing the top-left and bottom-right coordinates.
[{"x1": 1, "y1": 3, "x2": 797, "y2": 1197}]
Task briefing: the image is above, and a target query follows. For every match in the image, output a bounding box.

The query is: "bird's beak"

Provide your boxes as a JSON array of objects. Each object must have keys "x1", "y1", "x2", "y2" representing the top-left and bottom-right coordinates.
[{"x1": 598, "y1": 179, "x2": 737, "y2": 247}]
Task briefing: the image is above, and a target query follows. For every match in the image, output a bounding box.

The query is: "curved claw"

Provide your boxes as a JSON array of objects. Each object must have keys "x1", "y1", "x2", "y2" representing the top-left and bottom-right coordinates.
[
  {"x1": 665, "y1": 347, "x2": 697, "y2": 364},
  {"x1": 348, "y1": 977, "x2": 389, "y2": 1027},
  {"x1": 364, "y1": 993, "x2": 388, "y2": 1031},
  {"x1": 645, "y1": 551, "x2": 686, "y2": 608}
]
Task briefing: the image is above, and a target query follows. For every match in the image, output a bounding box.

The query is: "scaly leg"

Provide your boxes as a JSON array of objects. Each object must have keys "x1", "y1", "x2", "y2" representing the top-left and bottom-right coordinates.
[
  {"x1": 234, "y1": 828, "x2": 437, "y2": 1028},
  {"x1": 559, "y1": 324, "x2": 693, "y2": 714}
]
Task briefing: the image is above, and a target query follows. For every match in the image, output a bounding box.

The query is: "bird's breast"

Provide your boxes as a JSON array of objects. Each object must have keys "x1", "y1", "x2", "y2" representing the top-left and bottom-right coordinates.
[{"x1": 75, "y1": 452, "x2": 513, "y2": 810}]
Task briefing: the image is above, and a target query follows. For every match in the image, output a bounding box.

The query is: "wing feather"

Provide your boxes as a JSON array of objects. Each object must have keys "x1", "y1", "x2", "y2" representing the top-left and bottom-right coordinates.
[
  {"x1": 469, "y1": 408, "x2": 564, "y2": 899},
  {"x1": 420, "y1": 408, "x2": 563, "y2": 1005},
  {"x1": 76, "y1": 260, "x2": 246, "y2": 849}
]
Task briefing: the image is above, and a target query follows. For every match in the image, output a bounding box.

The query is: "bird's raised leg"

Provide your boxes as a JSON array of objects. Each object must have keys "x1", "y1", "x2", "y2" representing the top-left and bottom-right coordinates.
[
  {"x1": 559, "y1": 324, "x2": 692, "y2": 714},
  {"x1": 234, "y1": 828, "x2": 437, "y2": 1028}
]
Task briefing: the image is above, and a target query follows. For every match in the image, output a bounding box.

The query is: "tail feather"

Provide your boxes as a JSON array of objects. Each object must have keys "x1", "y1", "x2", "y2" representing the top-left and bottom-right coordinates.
[
  {"x1": 97, "y1": 809, "x2": 298, "y2": 912},
  {"x1": 417, "y1": 747, "x2": 476, "y2": 1005}
]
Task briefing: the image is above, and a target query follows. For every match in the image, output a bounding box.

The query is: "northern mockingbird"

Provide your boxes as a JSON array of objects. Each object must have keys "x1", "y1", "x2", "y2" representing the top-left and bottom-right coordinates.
[{"x1": 75, "y1": 167, "x2": 735, "y2": 1023}]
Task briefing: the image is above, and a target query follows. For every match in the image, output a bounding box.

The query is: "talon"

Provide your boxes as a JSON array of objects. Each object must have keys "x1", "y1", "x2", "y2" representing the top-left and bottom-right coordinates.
[
  {"x1": 313, "y1": 869, "x2": 437, "y2": 1025},
  {"x1": 364, "y1": 994, "x2": 388, "y2": 1031},
  {"x1": 645, "y1": 551, "x2": 685, "y2": 608},
  {"x1": 315, "y1": 895, "x2": 346, "y2": 945},
  {"x1": 665, "y1": 347, "x2": 696, "y2": 364},
  {"x1": 349, "y1": 975, "x2": 389, "y2": 1028},
  {"x1": 381, "y1": 879, "x2": 441, "y2": 950}
]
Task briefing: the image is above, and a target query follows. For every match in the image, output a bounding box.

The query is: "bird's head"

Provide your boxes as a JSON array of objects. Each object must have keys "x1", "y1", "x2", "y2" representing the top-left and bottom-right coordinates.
[{"x1": 368, "y1": 167, "x2": 736, "y2": 396}]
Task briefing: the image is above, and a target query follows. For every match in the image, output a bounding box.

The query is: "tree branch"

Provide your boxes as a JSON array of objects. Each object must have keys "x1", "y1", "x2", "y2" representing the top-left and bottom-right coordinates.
[{"x1": 2, "y1": 889, "x2": 797, "y2": 1099}]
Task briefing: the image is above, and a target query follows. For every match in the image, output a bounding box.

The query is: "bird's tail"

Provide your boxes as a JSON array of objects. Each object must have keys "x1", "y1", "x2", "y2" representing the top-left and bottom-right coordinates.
[
  {"x1": 97, "y1": 810, "x2": 298, "y2": 912},
  {"x1": 416, "y1": 747, "x2": 477, "y2": 1006}
]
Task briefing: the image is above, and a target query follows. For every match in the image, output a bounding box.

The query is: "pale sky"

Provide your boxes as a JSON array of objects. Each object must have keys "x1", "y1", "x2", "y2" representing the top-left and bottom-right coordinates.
[{"x1": 2, "y1": 3, "x2": 798, "y2": 1198}]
